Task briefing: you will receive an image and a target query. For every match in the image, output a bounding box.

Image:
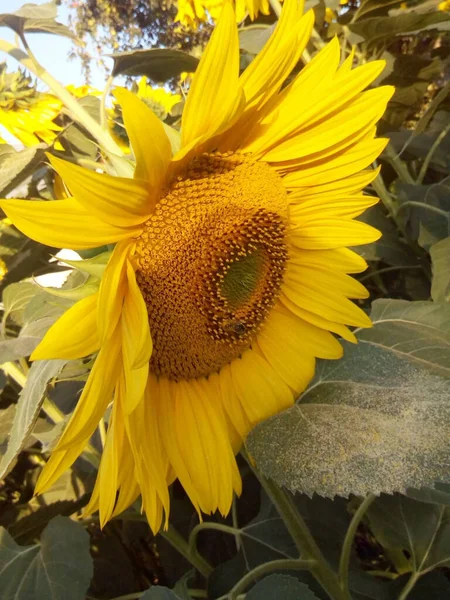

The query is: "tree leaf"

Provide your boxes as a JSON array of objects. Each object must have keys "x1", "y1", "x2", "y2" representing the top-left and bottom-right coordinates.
[
  {"x1": 0, "y1": 145, "x2": 46, "y2": 197},
  {"x1": 0, "y1": 359, "x2": 66, "y2": 479},
  {"x1": 109, "y1": 48, "x2": 199, "y2": 81},
  {"x1": 247, "y1": 300, "x2": 450, "y2": 498},
  {"x1": 430, "y1": 237, "x2": 450, "y2": 302},
  {"x1": 367, "y1": 495, "x2": 450, "y2": 576},
  {"x1": 247, "y1": 575, "x2": 320, "y2": 600},
  {"x1": 0, "y1": 515, "x2": 93, "y2": 600},
  {"x1": 0, "y1": 1, "x2": 75, "y2": 39},
  {"x1": 348, "y1": 11, "x2": 450, "y2": 43}
]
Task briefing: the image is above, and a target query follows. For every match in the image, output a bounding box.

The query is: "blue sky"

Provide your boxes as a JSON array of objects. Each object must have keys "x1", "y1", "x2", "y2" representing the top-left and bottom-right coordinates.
[{"x1": 1, "y1": 0, "x2": 108, "y2": 88}]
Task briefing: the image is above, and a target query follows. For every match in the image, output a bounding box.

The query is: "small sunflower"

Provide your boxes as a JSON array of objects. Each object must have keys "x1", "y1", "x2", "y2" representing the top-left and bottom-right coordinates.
[
  {"x1": 108, "y1": 78, "x2": 181, "y2": 152},
  {"x1": 1, "y1": 0, "x2": 393, "y2": 532},
  {"x1": 176, "y1": 0, "x2": 274, "y2": 27}
]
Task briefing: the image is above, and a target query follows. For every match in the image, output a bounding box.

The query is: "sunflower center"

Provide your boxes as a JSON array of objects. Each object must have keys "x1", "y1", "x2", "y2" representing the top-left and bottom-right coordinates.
[{"x1": 135, "y1": 152, "x2": 289, "y2": 381}]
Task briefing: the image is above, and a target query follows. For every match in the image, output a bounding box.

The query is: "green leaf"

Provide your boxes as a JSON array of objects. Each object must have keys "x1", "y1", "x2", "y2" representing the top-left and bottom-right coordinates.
[
  {"x1": 109, "y1": 48, "x2": 199, "y2": 81},
  {"x1": 0, "y1": 145, "x2": 45, "y2": 197},
  {"x1": 367, "y1": 495, "x2": 450, "y2": 576},
  {"x1": 247, "y1": 299, "x2": 450, "y2": 498},
  {"x1": 348, "y1": 11, "x2": 450, "y2": 43},
  {"x1": 0, "y1": 515, "x2": 93, "y2": 599},
  {"x1": 60, "y1": 250, "x2": 110, "y2": 279},
  {"x1": 353, "y1": 0, "x2": 404, "y2": 20},
  {"x1": 2, "y1": 280, "x2": 38, "y2": 327},
  {"x1": 208, "y1": 492, "x2": 350, "y2": 597},
  {"x1": 0, "y1": 1, "x2": 75, "y2": 39},
  {"x1": 239, "y1": 24, "x2": 274, "y2": 54},
  {"x1": 0, "y1": 405, "x2": 16, "y2": 458},
  {"x1": 247, "y1": 575, "x2": 319, "y2": 600},
  {"x1": 0, "y1": 336, "x2": 40, "y2": 363},
  {"x1": 59, "y1": 96, "x2": 100, "y2": 159},
  {"x1": 396, "y1": 181, "x2": 450, "y2": 249},
  {"x1": 430, "y1": 238, "x2": 450, "y2": 302},
  {"x1": 0, "y1": 359, "x2": 66, "y2": 479},
  {"x1": 356, "y1": 204, "x2": 418, "y2": 266},
  {"x1": 140, "y1": 587, "x2": 183, "y2": 599}
]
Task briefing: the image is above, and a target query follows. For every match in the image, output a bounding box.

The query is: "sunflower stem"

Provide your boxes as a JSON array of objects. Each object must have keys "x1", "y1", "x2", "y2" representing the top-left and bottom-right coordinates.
[
  {"x1": 268, "y1": 0, "x2": 282, "y2": 17},
  {"x1": 384, "y1": 143, "x2": 416, "y2": 185},
  {"x1": 0, "y1": 37, "x2": 122, "y2": 157},
  {"x1": 245, "y1": 453, "x2": 345, "y2": 600},
  {"x1": 217, "y1": 558, "x2": 317, "y2": 600},
  {"x1": 161, "y1": 524, "x2": 213, "y2": 578},
  {"x1": 338, "y1": 494, "x2": 376, "y2": 599}
]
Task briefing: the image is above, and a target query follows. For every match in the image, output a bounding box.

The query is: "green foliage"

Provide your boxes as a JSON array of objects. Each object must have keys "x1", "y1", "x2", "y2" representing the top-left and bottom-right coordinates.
[
  {"x1": 246, "y1": 574, "x2": 320, "y2": 599},
  {"x1": 0, "y1": 516, "x2": 93, "y2": 600}
]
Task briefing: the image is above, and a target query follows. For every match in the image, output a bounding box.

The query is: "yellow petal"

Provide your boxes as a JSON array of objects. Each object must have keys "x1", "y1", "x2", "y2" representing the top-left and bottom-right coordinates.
[
  {"x1": 282, "y1": 276, "x2": 372, "y2": 328},
  {"x1": 256, "y1": 312, "x2": 317, "y2": 392},
  {"x1": 97, "y1": 241, "x2": 131, "y2": 343},
  {"x1": 288, "y1": 246, "x2": 368, "y2": 274},
  {"x1": 274, "y1": 137, "x2": 388, "y2": 184},
  {"x1": 31, "y1": 293, "x2": 99, "y2": 360},
  {"x1": 48, "y1": 154, "x2": 153, "y2": 227},
  {"x1": 218, "y1": 367, "x2": 251, "y2": 440},
  {"x1": 230, "y1": 349, "x2": 294, "y2": 425},
  {"x1": 279, "y1": 294, "x2": 357, "y2": 343},
  {"x1": 286, "y1": 263, "x2": 370, "y2": 299},
  {"x1": 289, "y1": 218, "x2": 381, "y2": 249},
  {"x1": 289, "y1": 195, "x2": 378, "y2": 219},
  {"x1": 35, "y1": 327, "x2": 121, "y2": 494},
  {"x1": 115, "y1": 88, "x2": 172, "y2": 193},
  {"x1": 283, "y1": 167, "x2": 380, "y2": 195},
  {"x1": 181, "y1": 1, "x2": 240, "y2": 147},
  {"x1": 0, "y1": 198, "x2": 133, "y2": 250}
]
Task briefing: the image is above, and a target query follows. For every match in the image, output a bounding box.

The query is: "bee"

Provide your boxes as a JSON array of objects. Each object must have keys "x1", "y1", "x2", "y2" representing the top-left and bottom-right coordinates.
[{"x1": 223, "y1": 320, "x2": 247, "y2": 336}]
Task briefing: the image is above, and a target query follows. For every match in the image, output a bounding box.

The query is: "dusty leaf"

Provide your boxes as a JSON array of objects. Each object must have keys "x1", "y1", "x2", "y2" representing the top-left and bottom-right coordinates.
[{"x1": 247, "y1": 300, "x2": 450, "y2": 498}]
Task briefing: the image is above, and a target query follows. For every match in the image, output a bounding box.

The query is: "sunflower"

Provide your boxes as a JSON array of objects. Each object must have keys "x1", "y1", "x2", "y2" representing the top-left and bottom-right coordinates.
[
  {"x1": 1, "y1": 0, "x2": 392, "y2": 532},
  {"x1": 176, "y1": 0, "x2": 274, "y2": 27},
  {"x1": 108, "y1": 78, "x2": 181, "y2": 152}
]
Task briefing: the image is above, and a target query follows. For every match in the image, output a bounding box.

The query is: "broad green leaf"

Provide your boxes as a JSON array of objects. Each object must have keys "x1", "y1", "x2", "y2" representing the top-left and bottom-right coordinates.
[
  {"x1": 247, "y1": 300, "x2": 450, "y2": 498},
  {"x1": 0, "y1": 405, "x2": 15, "y2": 457},
  {"x1": 247, "y1": 575, "x2": 319, "y2": 600},
  {"x1": 109, "y1": 48, "x2": 199, "y2": 81},
  {"x1": 208, "y1": 492, "x2": 350, "y2": 597},
  {"x1": 0, "y1": 516, "x2": 93, "y2": 600},
  {"x1": 0, "y1": 1, "x2": 75, "y2": 39},
  {"x1": 348, "y1": 11, "x2": 450, "y2": 43},
  {"x1": 59, "y1": 96, "x2": 100, "y2": 159},
  {"x1": 0, "y1": 145, "x2": 45, "y2": 196},
  {"x1": 60, "y1": 250, "x2": 111, "y2": 279},
  {"x1": 0, "y1": 359, "x2": 66, "y2": 479},
  {"x1": 367, "y1": 495, "x2": 450, "y2": 576},
  {"x1": 239, "y1": 24, "x2": 274, "y2": 54},
  {"x1": 353, "y1": 0, "x2": 404, "y2": 20},
  {"x1": 430, "y1": 238, "x2": 450, "y2": 302},
  {"x1": 2, "y1": 280, "x2": 38, "y2": 326},
  {"x1": 0, "y1": 336, "x2": 40, "y2": 363},
  {"x1": 140, "y1": 587, "x2": 183, "y2": 599},
  {"x1": 356, "y1": 204, "x2": 419, "y2": 266}
]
